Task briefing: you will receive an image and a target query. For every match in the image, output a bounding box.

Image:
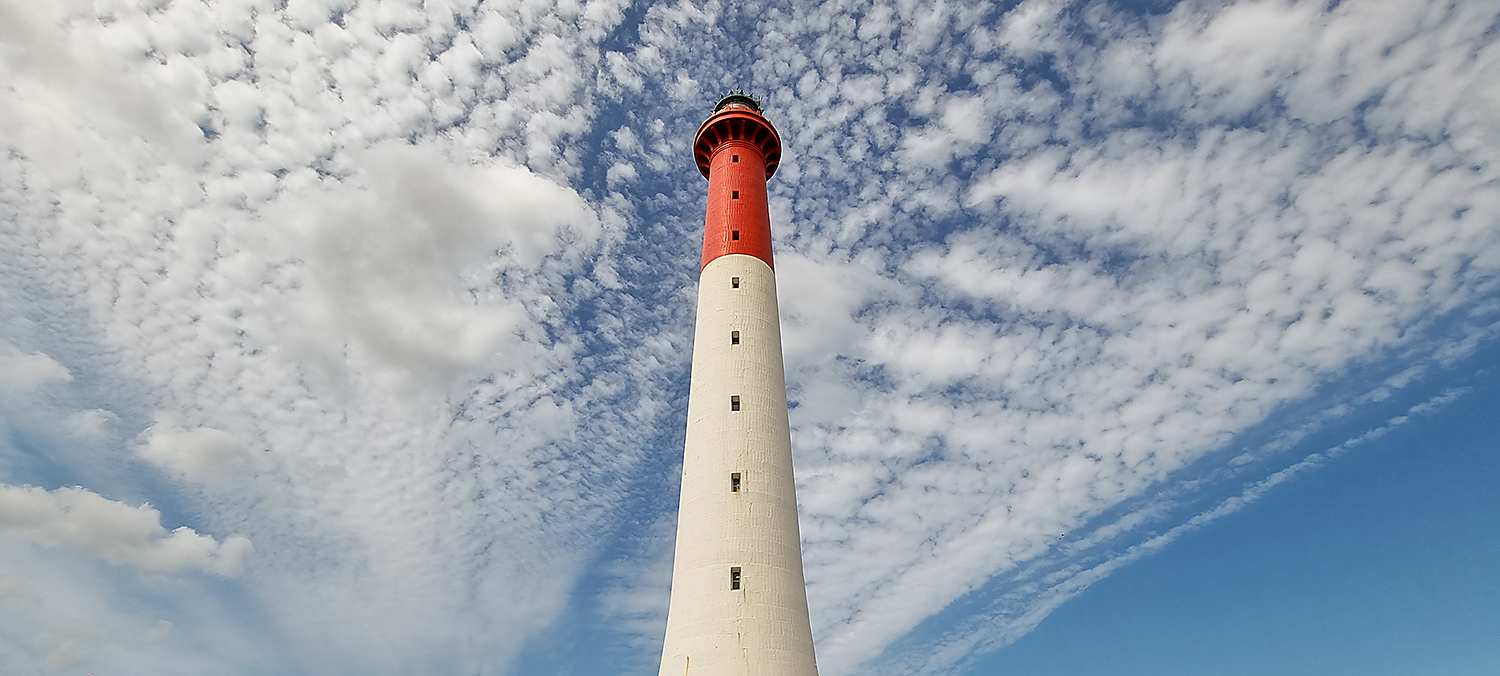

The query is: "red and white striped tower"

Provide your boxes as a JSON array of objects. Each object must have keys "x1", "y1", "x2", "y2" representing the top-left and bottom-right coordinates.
[{"x1": 657, "y1": 95, "x2": 818, "y2": 676}]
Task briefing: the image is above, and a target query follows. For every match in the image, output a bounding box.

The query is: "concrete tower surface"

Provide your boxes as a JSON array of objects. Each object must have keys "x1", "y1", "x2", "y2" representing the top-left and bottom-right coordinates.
[{"x1": 657, "y1": 95, "x2": 818, "y2": 676}]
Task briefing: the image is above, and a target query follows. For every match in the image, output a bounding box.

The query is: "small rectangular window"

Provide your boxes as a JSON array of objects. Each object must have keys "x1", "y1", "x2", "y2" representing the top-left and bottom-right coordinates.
[
  {"x1": 730, "y1": 567, "x2": 741, "y2": 590},
  {"x1": 731, "y1": 277, "x2": 740, "y2": 288},
  {"x1": 730, "y1": 472, "x2": 741, "y2": 492},
  {"x1": 732, "y1": 230, "x2": 740, "y2": 240},
  {"x1": 731, "y1": 330, "x2": 740, "y2": 345},
  {"x1": 732, "y1": 155, "x2": 739, "y2": 163},
  {"x1": 730, "y1": 395, "x2": 740, "y2": 411},
  {"x1": 732, "y1": 190, "x2": 739, "y2": 199}
]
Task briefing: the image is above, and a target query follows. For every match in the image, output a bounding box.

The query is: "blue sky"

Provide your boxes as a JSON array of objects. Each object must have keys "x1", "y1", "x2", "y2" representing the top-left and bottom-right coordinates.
[
  {"x1": 0, "y1": 0, "x2": 1497, "y2": 674},
  {"x1": 975, "y1": 342, "x2": 1500, "y2": 676}
]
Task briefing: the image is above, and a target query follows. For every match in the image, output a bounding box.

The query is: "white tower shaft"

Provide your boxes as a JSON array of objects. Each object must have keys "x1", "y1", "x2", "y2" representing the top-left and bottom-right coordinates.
[{"x1": 658, "y1": 254, "x2": 818, "y2": 676}]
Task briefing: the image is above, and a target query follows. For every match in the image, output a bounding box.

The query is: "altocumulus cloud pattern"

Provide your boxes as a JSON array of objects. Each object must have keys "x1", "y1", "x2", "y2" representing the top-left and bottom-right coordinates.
[{"x1": 0, "y1": 0, "x2": 1496, "y2": 674}]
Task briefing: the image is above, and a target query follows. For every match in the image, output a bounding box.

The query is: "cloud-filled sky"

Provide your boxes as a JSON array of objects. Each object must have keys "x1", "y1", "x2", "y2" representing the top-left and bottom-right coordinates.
[{"x1": 2, "y1": 0, "x2": 1497, "y2": 673}]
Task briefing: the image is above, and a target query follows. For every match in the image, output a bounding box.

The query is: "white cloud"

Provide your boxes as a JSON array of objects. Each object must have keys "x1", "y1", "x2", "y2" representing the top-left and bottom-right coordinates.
[
  {"x1": 999, "y1": 0, "x2": 1064, "y2": 59},
  {"x1": 0, "y1": 534, "x2": 267, "y2": 675},
  {"x1": 138, "y1": 416, "x2": 257, "y2": 488},
  {"x1": 64, "y1": 409, "x2": 115, "y2": 440},
  {"x1": 273, "y1": 141, "x2": 599, "y2": 388},
  {"x1": 0, "y1": 484, "x2": 251, "y2": 577},
  {"x1": 0, "y1": 349, "x2": 72, "y2": 393},
  {"x1": 1, "y1": 0, "x2": 637, "y2": 672}
]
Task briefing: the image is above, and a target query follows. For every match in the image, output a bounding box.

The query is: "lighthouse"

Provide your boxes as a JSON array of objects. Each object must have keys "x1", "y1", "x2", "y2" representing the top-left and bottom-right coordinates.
[{"x1": 657, "y1": 95, "x2": 819, "y2": 676}]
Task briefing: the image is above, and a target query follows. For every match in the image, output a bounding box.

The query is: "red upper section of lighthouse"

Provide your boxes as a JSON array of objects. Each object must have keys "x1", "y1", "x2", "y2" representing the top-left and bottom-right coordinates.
[
  {"x1": 694, "y1": 96, "x2": 782, "y2": 179},
  {"x1": 695, "y1": 95, "x2": 782, "y2": 271}
]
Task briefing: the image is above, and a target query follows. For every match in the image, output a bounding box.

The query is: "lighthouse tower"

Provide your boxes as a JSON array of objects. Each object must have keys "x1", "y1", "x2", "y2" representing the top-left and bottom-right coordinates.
[{"x1": 657, "y1": 95, "x2": 818, "y2": 676}]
